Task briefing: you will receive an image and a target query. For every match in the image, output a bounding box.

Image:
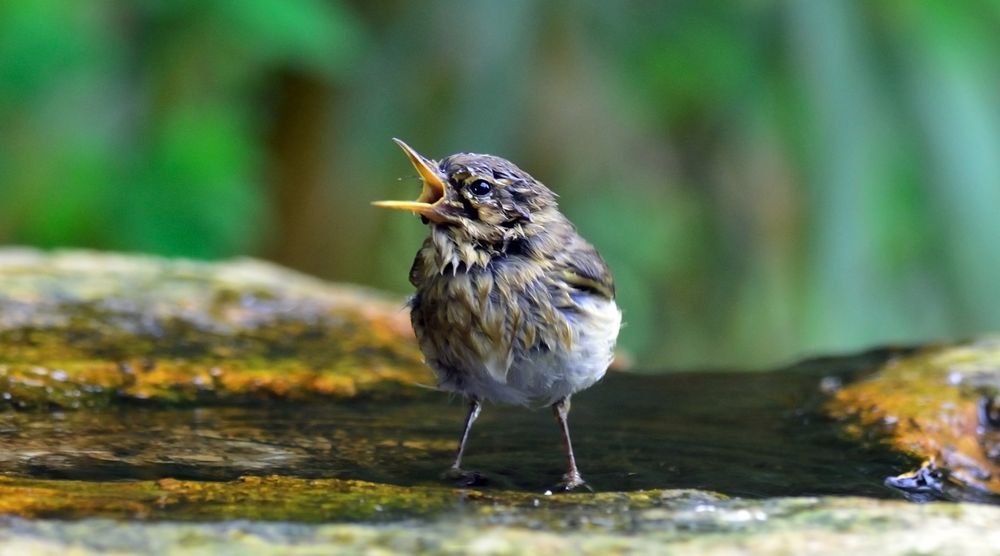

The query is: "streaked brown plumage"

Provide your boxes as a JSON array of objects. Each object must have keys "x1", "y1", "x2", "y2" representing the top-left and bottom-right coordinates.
[{"x1": 373, "y1": 139, "x2": 621, "y2": 490}]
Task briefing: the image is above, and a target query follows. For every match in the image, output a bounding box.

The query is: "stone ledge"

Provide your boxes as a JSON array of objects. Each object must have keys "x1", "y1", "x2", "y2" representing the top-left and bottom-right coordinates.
[{"x1": 0, "y1": 249, "x2": 430, "y2": 409}]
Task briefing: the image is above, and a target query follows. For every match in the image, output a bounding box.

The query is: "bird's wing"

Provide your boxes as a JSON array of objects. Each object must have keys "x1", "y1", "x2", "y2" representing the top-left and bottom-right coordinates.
[{"x1": 557, "y1": 237, "x2": 616, "y2": 301}]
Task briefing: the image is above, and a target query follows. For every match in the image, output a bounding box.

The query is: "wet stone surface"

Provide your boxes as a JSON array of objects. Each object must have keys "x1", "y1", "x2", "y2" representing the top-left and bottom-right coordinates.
[{"x1": 1, "y1": 368, "x2": 912, "y2": 496}]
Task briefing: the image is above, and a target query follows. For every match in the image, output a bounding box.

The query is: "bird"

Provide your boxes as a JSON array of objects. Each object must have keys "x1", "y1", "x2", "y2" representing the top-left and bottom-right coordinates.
[{"x1": 372, "y1": 139, "x2": 621, "y2": 491}]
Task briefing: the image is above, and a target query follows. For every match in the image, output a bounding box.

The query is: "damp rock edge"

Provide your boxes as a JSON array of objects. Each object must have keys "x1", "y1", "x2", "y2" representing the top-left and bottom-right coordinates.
[
  {"x1": 826, "y1": 336, "x2": 1000, "y2": 501},
  {"x1": 1, "y1": 495, "x2": 999, "y2": 556}
]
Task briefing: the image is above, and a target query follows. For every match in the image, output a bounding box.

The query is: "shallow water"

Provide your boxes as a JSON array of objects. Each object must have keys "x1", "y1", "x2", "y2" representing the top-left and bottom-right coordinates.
[{"x1": 0, "y1": 352, "x2": 913, "y2": 500}]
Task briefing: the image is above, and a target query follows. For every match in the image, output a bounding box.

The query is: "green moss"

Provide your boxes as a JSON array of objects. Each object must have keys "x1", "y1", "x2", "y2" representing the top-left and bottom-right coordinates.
[{"x1": 0, "y1": 475, "x2": 726, "y2": 523}]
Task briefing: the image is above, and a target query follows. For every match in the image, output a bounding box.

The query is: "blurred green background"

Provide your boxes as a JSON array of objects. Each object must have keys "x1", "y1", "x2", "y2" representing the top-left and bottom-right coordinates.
[{"x1": 2, "y1": 0, "x2": 999, "y2": 370}]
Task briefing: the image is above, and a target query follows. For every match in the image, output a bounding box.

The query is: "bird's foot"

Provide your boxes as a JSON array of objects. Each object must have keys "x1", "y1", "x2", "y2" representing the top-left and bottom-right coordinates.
[
  {"x1": 554, "y1": 471, "x2": 593, "y2": 493},
  {"x1": 441, "y1": 466, "x2": 489, "y2": 487}
]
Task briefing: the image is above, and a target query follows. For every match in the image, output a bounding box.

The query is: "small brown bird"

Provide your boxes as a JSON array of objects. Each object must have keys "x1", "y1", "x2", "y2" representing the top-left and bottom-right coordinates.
[{"x1": 373, "y1": 139, "x2": 621, "y2": 490}]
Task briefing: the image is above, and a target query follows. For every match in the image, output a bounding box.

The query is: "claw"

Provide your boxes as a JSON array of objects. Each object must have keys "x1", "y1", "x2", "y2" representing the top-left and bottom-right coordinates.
[
  {"x1": 555, "y1": 472, "x2": 593, "y2": 492},
  {"x1": 441, "y1": 467, "x2": 489, "y2": 487}
]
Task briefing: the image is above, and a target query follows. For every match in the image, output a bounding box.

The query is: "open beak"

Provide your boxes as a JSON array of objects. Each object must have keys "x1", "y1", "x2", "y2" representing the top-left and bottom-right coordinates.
[{"x1": 372, "y1": 138, "x2": 448, "y2": 221}]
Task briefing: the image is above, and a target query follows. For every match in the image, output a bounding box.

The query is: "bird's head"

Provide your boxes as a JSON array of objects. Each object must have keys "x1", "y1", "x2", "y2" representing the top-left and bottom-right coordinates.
[{"x1": 373, "y1": 139, "x2": 560, "y2": 246}]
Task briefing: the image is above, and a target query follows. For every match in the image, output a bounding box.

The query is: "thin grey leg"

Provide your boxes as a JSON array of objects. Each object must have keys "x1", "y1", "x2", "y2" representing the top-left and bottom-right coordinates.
[
  {"x1": 552, "y1": 396, "x2": 588, "y2": 490},
  {"x1": 451, "y1": 397, "x2": 481, "y2": 470}
]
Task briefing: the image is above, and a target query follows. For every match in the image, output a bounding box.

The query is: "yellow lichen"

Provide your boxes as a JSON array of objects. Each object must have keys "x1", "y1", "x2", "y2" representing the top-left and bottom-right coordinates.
[{"x1": 826, "y1": 339, "x2": 1000, "y2": 496}]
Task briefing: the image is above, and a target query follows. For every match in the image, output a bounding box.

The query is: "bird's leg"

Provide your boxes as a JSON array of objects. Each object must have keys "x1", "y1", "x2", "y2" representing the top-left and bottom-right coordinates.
[
  {"x1": 552, "y1": 396, "x2": 590, "y2": 491},
  {"x1": 442, "y1": 397, "x2": 485, "y2": 485},
  {"x1": 451, "y1": 397, "x2": 481, "y2": 471}
]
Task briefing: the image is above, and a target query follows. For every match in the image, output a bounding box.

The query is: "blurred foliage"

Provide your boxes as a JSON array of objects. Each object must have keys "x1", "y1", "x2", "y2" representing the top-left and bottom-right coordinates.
[{"x1": 2, "y1": 0, "x2": 1000, "y2": 369}]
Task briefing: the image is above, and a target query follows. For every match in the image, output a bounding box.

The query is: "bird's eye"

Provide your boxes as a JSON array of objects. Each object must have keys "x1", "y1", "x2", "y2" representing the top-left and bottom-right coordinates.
[{"x1": 467, "y1": 179, "x2": 492, "y2": 196}]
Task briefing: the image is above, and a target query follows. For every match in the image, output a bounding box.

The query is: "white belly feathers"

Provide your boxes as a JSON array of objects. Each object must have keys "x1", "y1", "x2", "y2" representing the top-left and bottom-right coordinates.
[{"x1": 429, "y1": 294, "x2": 622, "y2": 406}]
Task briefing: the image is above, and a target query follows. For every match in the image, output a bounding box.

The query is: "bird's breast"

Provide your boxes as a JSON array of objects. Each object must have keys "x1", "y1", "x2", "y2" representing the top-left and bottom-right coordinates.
[{"x1": 411, "y1": 259, "x2": 575, "y2": 379}]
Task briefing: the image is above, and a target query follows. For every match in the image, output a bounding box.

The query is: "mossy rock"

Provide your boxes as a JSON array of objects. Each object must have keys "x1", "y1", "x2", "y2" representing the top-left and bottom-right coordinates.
[
  {"x1": 0, "y1": 249, "x2": 430, "y2": 409},
  {"x1": 1, "y1": 476, "x2": 999, "y2": 555},
  {"x1": 826, "y1": 337, "x2": 1000, "y2": 500}
]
